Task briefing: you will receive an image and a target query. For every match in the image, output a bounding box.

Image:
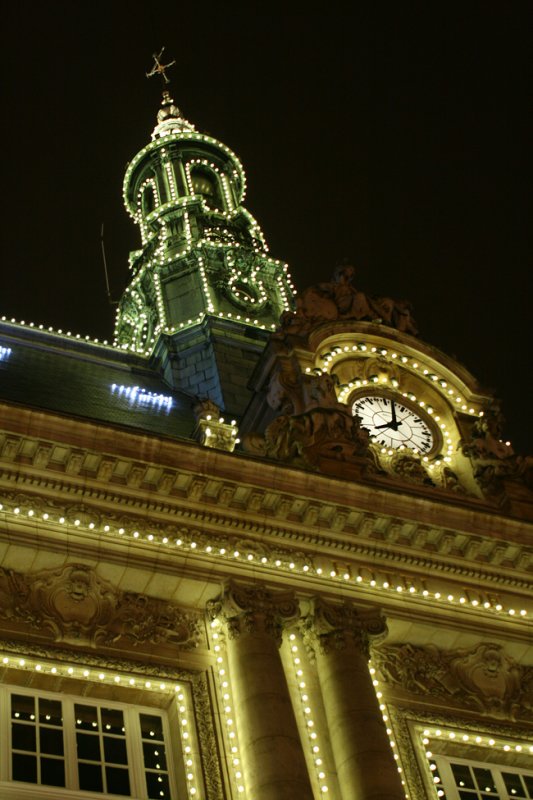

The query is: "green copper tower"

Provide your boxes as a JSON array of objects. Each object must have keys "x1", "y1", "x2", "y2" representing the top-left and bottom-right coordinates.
[{"x1": 114, "y1": 55, "x2": 295, "y2": 415}]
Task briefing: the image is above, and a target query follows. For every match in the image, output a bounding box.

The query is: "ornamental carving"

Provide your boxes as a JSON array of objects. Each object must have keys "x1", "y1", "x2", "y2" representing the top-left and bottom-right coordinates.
[
  {"x1": 462, "y1": 404, "x2": 533, "y2": 499},
  {"x1": 0, "y1": 564, "x2": 202, "y2": 650},
  {"x1": 243, "y1": 351, "x2": 378, "y2": 476},
  {"x1": 301, "y1": 598, "x2": 388, "y2": 660},
  {"x1": 276, "y1": 264, "x2": 418, "y2": 338},
  {"x1": 389, "y1": 452, "x2": 435, "y2": 486},
  {"x1": 207, "y1": 581, "x2": 299, "y2": 646},
  {"x1": 374, "y1": 642, "x2": 532, "y2": 720},
  {"x1": 193, "y1": 398, "x2": 238, "y2": 452}
]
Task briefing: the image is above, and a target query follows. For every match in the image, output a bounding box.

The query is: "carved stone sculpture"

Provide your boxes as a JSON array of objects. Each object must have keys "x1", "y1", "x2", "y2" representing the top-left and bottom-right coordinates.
[
  {"x1": 244, "y1": 352, "x2": 377, "y2": 475},
  {"x1": 276, "y1": 265, "x2": 418, "y2": 338},
  {"x1": 462, "y1": 404, "x2": 533, "y2": 498}
]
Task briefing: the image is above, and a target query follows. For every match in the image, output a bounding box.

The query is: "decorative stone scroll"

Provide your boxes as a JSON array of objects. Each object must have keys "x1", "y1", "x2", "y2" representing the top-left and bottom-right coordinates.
[
  {"x1": 207, "y1": 581, "x2": 299, "y2": 646},
  {"x1": 373, "y1": 641, "x2": 533, "y2": 721},
  {"x1": 0, "y1": 564, "x2": 202, "y2": 649}
]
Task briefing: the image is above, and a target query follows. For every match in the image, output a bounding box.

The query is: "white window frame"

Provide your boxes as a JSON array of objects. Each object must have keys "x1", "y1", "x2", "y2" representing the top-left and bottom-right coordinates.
[
  {"x1": 432, "y1": 754, "x2": 533, "y2": 799},
  {"x1": 0, "y1": 684, "x2": 183, "y2": 800}
]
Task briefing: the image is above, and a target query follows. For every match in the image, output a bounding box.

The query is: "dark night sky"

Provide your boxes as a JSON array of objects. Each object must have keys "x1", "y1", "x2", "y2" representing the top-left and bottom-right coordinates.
[{"x1": 2, "y1": 3, "x2": 531, "y2": 451}]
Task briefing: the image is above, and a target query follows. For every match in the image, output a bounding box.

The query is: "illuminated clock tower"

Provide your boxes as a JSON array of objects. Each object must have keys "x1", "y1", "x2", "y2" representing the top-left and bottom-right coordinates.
[{"x1": 114, "y1": 55, "x2": 294, "y2": 415}]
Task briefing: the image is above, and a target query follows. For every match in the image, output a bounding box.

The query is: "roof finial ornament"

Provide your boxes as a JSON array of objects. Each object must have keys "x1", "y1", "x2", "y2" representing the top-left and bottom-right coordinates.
[
  {"x1": 146, "y1": 47, "x2": 175, "y2": 87},
  {"x1": 146, "y1": 47, "x2": 195, "y2": 139}
]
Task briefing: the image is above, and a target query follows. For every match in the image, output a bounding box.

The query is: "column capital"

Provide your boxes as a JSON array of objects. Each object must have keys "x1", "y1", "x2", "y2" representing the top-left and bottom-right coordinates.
[
  {"x1": 301, "y1": 597, "x2": 388, "y2": 659},
  {"x1": 207, "y1": 581, "x2": 300, "y2": 646}
]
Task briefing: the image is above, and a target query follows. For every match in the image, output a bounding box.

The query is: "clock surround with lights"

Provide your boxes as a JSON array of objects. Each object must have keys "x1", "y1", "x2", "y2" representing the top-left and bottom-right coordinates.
[{"x1": 351, "y1": 392, "x2": 440, "y2": 455}]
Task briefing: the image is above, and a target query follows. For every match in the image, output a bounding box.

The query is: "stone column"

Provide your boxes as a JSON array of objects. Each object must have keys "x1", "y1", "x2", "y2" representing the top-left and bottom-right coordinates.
[
  {"x1": 302, "y1": 599, "x2": 404, "y2": 800},
  {"x1": 208, "y1": 582, "x2": 313, "y2": 800}
]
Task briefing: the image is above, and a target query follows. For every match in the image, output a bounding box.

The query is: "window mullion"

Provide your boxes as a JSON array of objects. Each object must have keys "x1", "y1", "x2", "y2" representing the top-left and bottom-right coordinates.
[
  {"x1": 0, "y1": 687, "x2": 9, "y2": 781},
  {"x1": 126, "y1": 707, "x2": 146, "y2": 799},
  {"x1": 61, "y1": 699, "x2": 78, "y2": 790},
  {"x1": 433, "y1": 757, "x2": 460, "y2": 800}
]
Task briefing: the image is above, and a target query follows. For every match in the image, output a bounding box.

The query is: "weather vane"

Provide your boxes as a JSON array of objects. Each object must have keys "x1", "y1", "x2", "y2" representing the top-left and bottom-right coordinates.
[{"x1": 146, "y1": 47, "x2": 175, "y2": 86}]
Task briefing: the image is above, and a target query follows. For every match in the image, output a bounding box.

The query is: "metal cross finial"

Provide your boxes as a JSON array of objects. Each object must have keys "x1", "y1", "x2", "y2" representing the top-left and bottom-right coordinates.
[{"x1": 146, "y1": 47, "x2": 176, "y2": 85}]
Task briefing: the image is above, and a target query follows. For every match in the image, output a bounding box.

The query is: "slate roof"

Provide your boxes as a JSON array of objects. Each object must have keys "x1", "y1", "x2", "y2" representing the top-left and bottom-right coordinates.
[{"x1": 0, "y1": 322, "x2": 197, "y2": 441}]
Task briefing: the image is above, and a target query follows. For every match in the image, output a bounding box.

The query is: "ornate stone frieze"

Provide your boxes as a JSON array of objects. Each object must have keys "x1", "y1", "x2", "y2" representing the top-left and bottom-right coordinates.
[
  {"x1": 0, "y1": 564, "x2": 203, "y2": 649},
  {"x1": 374, "y1": 642, "x2": 533, "y2": 720},
  {"x1": 207, "y1": 581, "x2": 299, "y2": 646},
  {"x1": 301, "y1": 598, "x2": 387, "y2": 660}
]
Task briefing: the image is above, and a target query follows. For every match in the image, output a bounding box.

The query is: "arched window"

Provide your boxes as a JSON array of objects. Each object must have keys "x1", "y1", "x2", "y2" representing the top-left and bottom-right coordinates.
[
  {"x1": 141, "y1": 182, "x2": 157, "y2": 217},
  {"x1": 190, "y1": 168, "x2": 223, "y2": 210}
]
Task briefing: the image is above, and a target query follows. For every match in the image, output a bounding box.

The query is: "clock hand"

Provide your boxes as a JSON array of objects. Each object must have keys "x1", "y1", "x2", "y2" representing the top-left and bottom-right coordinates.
[
  {"x1": 374, "y1": 420, "x2": 403, "y2": 430},
  {"x1": 391, "y1": 400, "x2": 398, "y2": 424}
]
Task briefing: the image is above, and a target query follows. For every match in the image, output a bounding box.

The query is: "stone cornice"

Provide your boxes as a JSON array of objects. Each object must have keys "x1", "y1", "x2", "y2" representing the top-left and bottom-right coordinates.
[
  {"x1": 0, "y1": 485, "x2": 531, "y2": 641},
  {"x1": 0, "y1": 424, "x2": 530, "y2": 581}
]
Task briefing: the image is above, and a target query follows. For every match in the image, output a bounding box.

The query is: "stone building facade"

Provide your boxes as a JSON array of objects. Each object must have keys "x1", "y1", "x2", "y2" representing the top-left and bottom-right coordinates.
[{"x1": 0, "y1": 81, "x2": 531, "y2": 800}]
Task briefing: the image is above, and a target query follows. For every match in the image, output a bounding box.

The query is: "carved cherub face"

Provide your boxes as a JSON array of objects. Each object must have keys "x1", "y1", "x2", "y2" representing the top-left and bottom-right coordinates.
[
  {"x1": 67, "y1": 570, "x2": 90, "y2": 601},
  {"x1": 482, "y1": 647, "x2": 503, "y2": 675}
]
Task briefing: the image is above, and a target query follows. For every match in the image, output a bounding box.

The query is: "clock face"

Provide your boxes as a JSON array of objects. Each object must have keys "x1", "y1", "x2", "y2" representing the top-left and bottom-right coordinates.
[{"x1": 352, "y1": 395, "x2": 435, "y2": 454}]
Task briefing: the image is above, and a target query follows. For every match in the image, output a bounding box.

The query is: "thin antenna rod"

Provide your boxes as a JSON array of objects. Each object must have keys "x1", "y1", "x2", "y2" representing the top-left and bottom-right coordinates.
[{"x1": 101, "y1": 223, "x2": 118, "y2": 305}]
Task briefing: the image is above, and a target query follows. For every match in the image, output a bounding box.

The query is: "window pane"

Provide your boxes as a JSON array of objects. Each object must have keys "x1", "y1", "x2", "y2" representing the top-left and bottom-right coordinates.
[
  {"x1": 102, "y1": 707, "x2": 126, "y2": 736},
  {"x1": 502, "y1": 772, "x2": 526, "y2": 796},
  {"x1": 452, "y1": 763, "x2": 476, "y2": 789},
  {"x1": 474, "y1": 768, "x2": 498, "y2": 793},
  {"x1": 140, "y1": 713, "x2": 164, "y2": 741},
  {"x1": 77, "y1": 732, "x2": 101, "y2": 761},
  {"x1": 41, "y1": 756, "x2": 65, "y2": 787},
  {"x1": 106, "y1": 765, "x2": 131, "y2": 796},
  {"x1": 75, "y1": 703, "x2": 99, "y2": 731},
  {"x1": 146, "y1": 770, "x2": 171, "y2": 799},
  {"x1": 39, "y1": 698, "x2": 62, "y2": 727},
  {"x1": 143, "y1": 741, "x2": 167, "y2": 770},
  {"x1": 40, "y1": 726, "x2": 64, "y2": 755},
  {"x1": 79, "y1": 762, "x2": 103, "y2": 792},
  {"x1": 12, "y1": 723, "x2": 36, "y2": 751},
  {"x1": 524, "y1": 776, "x2": 533, "y2": 796},
  {"x1": 12, "y1": 752, "x2": 37, "y2": 783},
  {"x1": 11, "y1": 694, "x2": 35, "y2": 722},
  {"x1": 104, "y1": 736, "x2": 128, "y2": 765}
]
